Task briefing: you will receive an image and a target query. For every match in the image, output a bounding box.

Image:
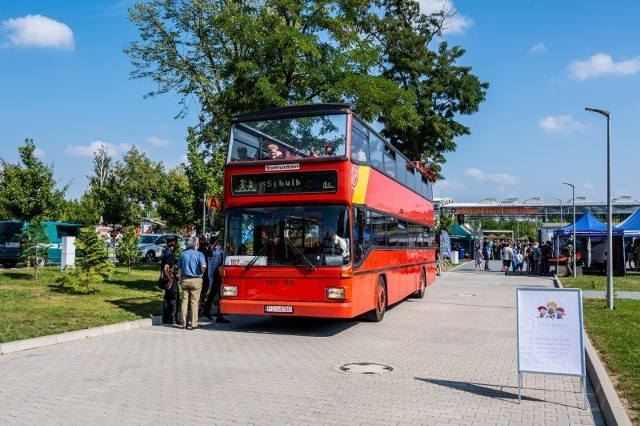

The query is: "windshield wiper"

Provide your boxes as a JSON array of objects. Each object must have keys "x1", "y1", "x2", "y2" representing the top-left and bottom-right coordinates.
[
  {"x1": 285, "y1": 237, "x2": 316, "y2": 271},
  {"x1": 244, "y1": 244, "x2": 269, "y2": 271}
]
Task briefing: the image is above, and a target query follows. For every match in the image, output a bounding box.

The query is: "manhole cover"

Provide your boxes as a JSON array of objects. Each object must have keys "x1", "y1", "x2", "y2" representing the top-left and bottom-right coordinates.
[{"x1": 339, "y1": 362, "x2": 393, "y2": 374}]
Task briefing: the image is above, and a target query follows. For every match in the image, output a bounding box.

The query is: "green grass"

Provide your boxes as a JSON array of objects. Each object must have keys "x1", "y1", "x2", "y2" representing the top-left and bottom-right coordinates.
[
  {"x1": 0, "y1": 264, "x2": 163, "y2": 343},
  {"x1": 562, "y1": 271, "x2": 640, "y2": 424},
  {"x1": 559, "y1": 269, "x2": 640, "y2": 292},
  {"x1": 583, "y1": 299, "x2": 640, "y2": 425}
]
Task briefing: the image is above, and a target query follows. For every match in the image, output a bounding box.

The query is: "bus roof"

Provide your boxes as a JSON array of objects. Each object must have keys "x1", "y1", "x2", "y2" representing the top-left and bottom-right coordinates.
[{"x1": 231, "y1": 103, "x2": 354, "y2": 123}]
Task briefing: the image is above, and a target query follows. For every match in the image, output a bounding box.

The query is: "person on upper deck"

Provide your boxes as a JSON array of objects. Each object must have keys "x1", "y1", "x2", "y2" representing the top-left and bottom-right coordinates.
[
  {"x1": 267, "y1": 143, "x2": 282, "y2": 159},
  {"x1": 235, "y1": 146, "x2": 251, "y2": 161},
  {"x1": 323, "y1": 141, "x2": 336, "y2": 156}
]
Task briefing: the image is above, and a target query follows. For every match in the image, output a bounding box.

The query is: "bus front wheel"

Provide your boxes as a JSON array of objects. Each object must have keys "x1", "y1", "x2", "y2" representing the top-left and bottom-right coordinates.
[{"x1": 364, "y1": 276, "x2": 387, "y2": 322}]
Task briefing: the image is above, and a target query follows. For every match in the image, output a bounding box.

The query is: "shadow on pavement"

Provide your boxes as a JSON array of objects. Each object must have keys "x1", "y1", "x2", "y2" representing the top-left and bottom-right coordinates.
[
  {"x1": 416, "y1": 377, "x2": 543, "y2": 403},
  {"x1": 209, "y1": 315, "x2": 359, "y2": 337}
]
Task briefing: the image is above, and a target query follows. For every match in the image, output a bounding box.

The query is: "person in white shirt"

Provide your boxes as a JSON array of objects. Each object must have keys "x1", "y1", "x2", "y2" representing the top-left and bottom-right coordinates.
[{"x1": 325, "y1": 228, "x2": 349, "y2": 263}]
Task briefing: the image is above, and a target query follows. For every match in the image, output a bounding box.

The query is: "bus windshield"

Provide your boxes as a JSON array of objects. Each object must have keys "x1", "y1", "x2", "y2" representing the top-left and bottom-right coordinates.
[
  {"x1": 229, "y1": 113, "x2": 347, "y2": 161},
  {"x1": 224, "y1": 205, "x2": 350, "y2": 268}
]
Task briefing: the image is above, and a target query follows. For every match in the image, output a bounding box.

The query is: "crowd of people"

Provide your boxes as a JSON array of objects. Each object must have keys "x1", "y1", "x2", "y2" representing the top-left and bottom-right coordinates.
[
  {"x1": 159, "y1": 235, "x2": 229, "y2": 329},
  {"x1": 471, "y1": 238, "x2": 573, "y2": 277}
]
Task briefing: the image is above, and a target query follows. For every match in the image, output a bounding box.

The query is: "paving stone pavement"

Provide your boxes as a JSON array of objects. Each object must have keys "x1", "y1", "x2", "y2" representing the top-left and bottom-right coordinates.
[{"x1": 0, "y1": 260, "x2": 606, "y2": 425}]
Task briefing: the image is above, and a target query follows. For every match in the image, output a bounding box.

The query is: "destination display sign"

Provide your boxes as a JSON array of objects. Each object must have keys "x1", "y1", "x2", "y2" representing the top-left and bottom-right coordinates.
[
  {"x1": 450, "y1": 207, "x2": 540, "y2": 215},
  {"x1": 231, "y1": 171, "x2": 338, "y2": 195}
]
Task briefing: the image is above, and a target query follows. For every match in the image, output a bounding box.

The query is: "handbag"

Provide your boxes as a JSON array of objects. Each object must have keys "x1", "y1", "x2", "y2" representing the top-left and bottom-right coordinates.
[{"x1": 157, "y1": 271, "x2": 170, "y2": 290}]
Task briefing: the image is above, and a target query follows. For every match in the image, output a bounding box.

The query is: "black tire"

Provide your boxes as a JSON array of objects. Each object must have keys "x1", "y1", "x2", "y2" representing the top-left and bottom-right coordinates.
[
  {"x1": 412, "y1": 268, "x2": 426, "y2": 299},
  {"x1": 144, "y1": 251, "x2": 156, "y2": 263},
  {"x1": 364, "y1": 276, "x2": 387, "y2": 322},
  {"x1": 35, "y1": 257, "x2": 46, "y2": 267}
]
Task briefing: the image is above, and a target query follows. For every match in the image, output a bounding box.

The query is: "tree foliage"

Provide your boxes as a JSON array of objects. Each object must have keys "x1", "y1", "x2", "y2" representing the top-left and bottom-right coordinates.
[
  {"x1": 82, "y1": 145, "x2": 165, "y2": 227},
  {"x1": 0, "y1": 139, "x2": 69, "y2": 221},
  {"x1": 20, "y1": 221, "x2": 50, "y2": 280},
  {"x1": 116, "y1": 226, "x2": 141, "y2": 274},
  {"x1": 126, "y1": 0, "x2": 488, "y2": 179},
  {"x1": 58, "y1": 227, "x2": 113, "y2": 294},
  {"x1": 157, "y1": 165, "x2": 198, "y2": 231}
]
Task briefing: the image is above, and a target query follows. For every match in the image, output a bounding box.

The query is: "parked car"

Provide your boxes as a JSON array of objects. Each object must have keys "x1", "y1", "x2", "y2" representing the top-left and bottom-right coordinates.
[{"x1": 137, "y1": 233, "x2": 181, "y2": 262}]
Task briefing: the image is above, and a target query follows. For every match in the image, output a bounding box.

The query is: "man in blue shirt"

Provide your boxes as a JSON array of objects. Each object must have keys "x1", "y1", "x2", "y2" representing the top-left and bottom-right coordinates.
[{"x1": 179, "y1": 236, "x2": 207, "y2": 329}]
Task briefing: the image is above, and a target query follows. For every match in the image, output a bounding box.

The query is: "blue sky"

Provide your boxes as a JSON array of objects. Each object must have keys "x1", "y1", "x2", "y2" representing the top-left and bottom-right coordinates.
[{"x1": 1, "y1": 0, "x2": 639, "y2": 205}]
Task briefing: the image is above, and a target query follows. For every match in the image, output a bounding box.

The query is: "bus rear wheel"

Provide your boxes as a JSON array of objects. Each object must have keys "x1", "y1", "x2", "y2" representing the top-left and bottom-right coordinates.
[
  {"x1": 412, "y1": 269, "x2": 426, "y2": 299},
  {"x1": 364, "y1": 276, "x2": 387, "y2": 322}
]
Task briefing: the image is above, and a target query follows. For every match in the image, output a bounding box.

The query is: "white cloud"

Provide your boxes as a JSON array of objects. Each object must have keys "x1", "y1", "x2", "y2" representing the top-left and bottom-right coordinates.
[
  {"x1": 538, "y1": 115, "x2": 586, "y2": 134},
  {"x1": 66, "y1": 141, "x2": 131, "y2": 157},
  {"x1": 417, "y1": 0, "x2": 473, "y2": 35},
  {"x1": 464, "y1": 168, "x2": 519, "y2": 185},
  {"x1": 33, "y1": 147, "x2": 46, "y2": 159},
  {"x1": 569, "y1": 53, "x2": 640, "y2": 81},
  {"x1": 0, "y1": 15, "x2": 74, "y2": 50},
  {"x1": 530, "y1": 42, "x2": 546, "y2": 54},
  {"x1": 434, "y1": 180, "x2": 466, "y2": 191},
  {"x1": 146, "y1": 136, "x2": 169, "y2": 147}
]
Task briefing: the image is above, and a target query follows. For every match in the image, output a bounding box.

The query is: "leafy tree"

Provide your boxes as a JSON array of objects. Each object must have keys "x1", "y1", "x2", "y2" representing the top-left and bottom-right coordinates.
[
  {"x1": 84, "y1": 145, "x2": 115, "y2": 224},
  {"x1": 83, "y1": 145, "x2": 166, "y2": 226},
  {"x1": 58, "y1": 196, "x2": 102, "y2": 226},
  {"x1": 58, "y1": 227, "x2": 113, "y2": 294},
  {"x1": 116, "y1": 226, "x2": 141, "y2": 274},
  {"x1": 184, "y1": 128, "x2": 224, "y2": 232},
  {"x1": 0, "y1": 139, "x2": 69, "y2": 221},
  {"x1": 20, "y1": 221, "x2": 50, "y2": 280},
  {"x1": 157, "y1": 166, "x2": 198, "y2": 231},
  {"x1": 116, "y1": 146, "x2": 164, "y2": 219},
  {"x1": 126, "y1": 0, "x2": 487, "y2": 180},
  {"x1": 436, "y1": 212, "x2": 454, "y2": 234},
  {"x1": 363, "y1": 2, "x2": 488, "y2": 176}
]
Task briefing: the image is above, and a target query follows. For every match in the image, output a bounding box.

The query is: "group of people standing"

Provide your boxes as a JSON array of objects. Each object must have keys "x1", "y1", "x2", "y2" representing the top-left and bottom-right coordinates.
[
  {"x1": 477, "y1": 239, "x2": 563, "y2": 276},
  {"x1": 160, "y1": 235, "x2": 229, "y2": 330}
]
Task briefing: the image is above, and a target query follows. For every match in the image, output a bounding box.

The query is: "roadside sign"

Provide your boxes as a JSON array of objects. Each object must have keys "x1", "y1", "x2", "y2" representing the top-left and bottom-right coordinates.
[{"x1": 207, "y1": 196, "x2": 220, "y2": 210}]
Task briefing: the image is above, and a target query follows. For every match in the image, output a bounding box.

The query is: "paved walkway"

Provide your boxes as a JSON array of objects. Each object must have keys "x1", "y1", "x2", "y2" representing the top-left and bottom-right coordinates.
[
  {"x1": 582, "y1": 290, "x2": 640, "y2": 300},
  {"x1": 0, "y1": 259, "x2": 621, "y2": 425}
]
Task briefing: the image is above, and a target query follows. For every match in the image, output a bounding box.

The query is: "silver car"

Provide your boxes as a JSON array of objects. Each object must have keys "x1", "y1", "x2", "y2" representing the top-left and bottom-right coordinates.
[{"x1": 137, "y1": 234, "x2": 181, "y2": 262}]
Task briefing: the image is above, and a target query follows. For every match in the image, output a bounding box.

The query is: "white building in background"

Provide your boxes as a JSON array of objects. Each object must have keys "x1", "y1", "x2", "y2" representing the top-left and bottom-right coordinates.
[{"x1": 435, "y1": 195, "x2": 640, "y2": 225}]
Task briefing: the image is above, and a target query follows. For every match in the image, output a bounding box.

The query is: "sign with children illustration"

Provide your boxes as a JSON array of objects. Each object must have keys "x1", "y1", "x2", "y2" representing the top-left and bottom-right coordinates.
[{"x1": 516, "y1": 288, "x2": 585, "y2": 376}]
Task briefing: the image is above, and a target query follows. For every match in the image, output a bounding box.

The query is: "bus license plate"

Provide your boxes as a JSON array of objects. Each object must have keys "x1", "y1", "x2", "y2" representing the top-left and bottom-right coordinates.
[{"x1": 264, "y1": 305, "x2": 293, "y2": 314}]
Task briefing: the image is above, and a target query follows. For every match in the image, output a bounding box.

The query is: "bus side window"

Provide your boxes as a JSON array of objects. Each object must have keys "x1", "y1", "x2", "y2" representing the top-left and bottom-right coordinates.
[
  {"x1": 351, "y1": 121, "x2": 369, "y2": 164},
  {"x1": 369, "y1": 134, "x2": 384, "y2": 172},
  {"x1": 353, "y1": 206, "x2": 370, "y2": 264}
]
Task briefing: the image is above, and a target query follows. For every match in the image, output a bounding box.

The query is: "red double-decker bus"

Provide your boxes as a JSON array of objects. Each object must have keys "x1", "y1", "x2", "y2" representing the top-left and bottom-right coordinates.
[{"x1": 219, "y1": 103, "x2": 436, "y2": 321}]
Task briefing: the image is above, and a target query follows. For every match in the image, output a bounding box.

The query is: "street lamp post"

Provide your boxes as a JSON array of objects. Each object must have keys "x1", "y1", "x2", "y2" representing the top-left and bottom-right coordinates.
[
  {"x1": 562, "y1": 183, "x2": 576, "y2": 278},
  {"x1": 554, "y1": 198, "x2": 564, "y2": 273},
  {"x1": 585, "y1": 107, "x2": 613, "y2": 310}
]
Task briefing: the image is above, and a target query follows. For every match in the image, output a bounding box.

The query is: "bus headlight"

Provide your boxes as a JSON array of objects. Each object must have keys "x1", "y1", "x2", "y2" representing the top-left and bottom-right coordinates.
[
  {"x1": 326, "y1": 287, "x2": 345, "y2": 300},
  {"x1": 221, "y1": 285, "x2": 238, "y2": 297}
]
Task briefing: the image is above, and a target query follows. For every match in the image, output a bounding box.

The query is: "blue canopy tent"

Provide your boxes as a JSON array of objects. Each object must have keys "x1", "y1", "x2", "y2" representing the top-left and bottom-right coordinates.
[
  {"x1": 617, "y1": 207, "x2": 640, "y2": 237},
  {"x1": 554, "y1": 212, "x2": 625, "y2": 275},
  {"x1": 554, "y1": 211, "x2": 623, "y2": 237}
]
